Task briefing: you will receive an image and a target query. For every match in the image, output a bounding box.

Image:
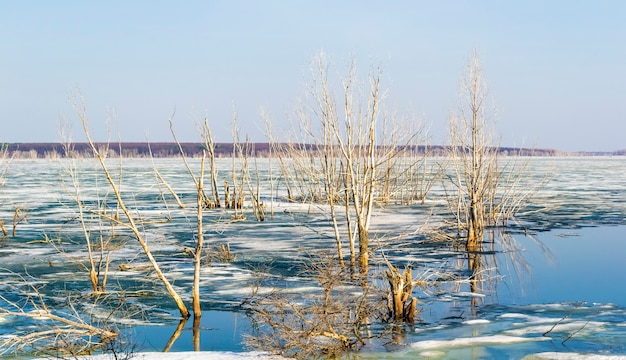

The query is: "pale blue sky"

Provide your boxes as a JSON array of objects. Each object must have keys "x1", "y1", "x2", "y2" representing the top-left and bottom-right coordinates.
[{"x1": 1, "y1": 1, "x2": 624, "y2": 151}]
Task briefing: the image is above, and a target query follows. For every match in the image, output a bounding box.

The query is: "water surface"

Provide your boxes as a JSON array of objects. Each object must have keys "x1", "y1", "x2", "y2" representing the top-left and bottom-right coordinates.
[{"x1": 1, "y1": 157, "x2": 625, "y2": 359}]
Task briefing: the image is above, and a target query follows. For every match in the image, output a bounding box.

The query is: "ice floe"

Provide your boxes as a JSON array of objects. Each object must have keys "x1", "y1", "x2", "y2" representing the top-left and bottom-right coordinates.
[
  {"x1": 504, "y1": 320, "x2": 606, "y2": 337},
  {"x1": 35, "y1": 351, "x2": 291, "y2": 360},
  {"x1": 411, "y1": 334, "x2": 550, "y2": 350},
  {"x1": 462, "y1": 319, "x2": 491, "y2": 325},
  {"x1": 521, "y1": 352, "x2": 626, "y2": 360}
]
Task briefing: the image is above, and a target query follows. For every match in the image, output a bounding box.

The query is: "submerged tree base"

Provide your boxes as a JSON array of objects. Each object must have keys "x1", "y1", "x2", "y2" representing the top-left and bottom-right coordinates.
[{"x1": 242, "y1": 250, "x2": 433, "y2": 358}]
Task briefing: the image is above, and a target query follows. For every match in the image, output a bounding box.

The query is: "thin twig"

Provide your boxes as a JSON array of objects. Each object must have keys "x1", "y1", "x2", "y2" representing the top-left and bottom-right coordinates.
[{"x1": 543, "y1": 301, "x2": 586, "y2": 337}]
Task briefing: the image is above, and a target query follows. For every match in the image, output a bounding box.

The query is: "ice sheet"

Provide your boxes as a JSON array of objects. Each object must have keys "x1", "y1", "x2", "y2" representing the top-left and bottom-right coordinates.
[
  {"x1": 36, "y1": 351, "x2": 290, "y2": 360},
  {"x1": 411, "y1": 334, "x2": 550, "y2": 350}
]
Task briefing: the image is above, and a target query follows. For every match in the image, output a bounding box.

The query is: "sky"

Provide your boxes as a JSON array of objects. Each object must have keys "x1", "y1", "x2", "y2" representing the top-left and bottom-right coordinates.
[{"x1": 0, "y1": 1, "x2": 624, "y2": 152}]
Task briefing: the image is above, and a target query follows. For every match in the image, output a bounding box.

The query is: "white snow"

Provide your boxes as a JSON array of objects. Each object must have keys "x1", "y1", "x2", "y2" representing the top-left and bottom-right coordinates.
[
  {"x1": 411, "y1": 334, "x2": 550, "y2": 350},
  {"x1": 521, "y1": 352, "x2": 626, "y2": 360},
  {"x1": 462, "y1": 319, "x2": 491, "y2": 325},
  {"x1": 417, "y1": 350, "x2": 447, "y2": 357},
  {"x1": 36, "y1": 351, "x2": 291, "y2": 360},
  {"x1": 499, "y1": 313, "x2": 561, "y2": 323},
  {"x1": 504, "y1": 320, "x2": 606, "y2": 337}
]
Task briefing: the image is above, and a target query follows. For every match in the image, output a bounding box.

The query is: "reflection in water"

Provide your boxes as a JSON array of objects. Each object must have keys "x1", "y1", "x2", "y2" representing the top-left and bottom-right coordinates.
[
  {"x1": 193, "y1": 315, "x2": 201, "y2": 352},
  {"x1": 463, "y1": 228, "x2": 538, "y2": 311},
  {"x1": 467, "y1": 238, "x2": 482, "y2": 296},
  {"x1": 162, "y1": 315, "x2": 202, "y2": 352},
  {"x1": 163, "y1": 318, "x2": 186, "y2": 352}
]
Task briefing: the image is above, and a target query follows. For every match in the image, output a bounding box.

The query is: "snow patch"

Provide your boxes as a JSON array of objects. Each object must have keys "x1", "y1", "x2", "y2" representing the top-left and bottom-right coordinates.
[
  {"x1": 411, "y1": 335, "x2": 550, "y2": 350},
  {"x1": 504, "y1": 321, "x2": 606, "y2": 337},
  {"x1": 462, "y1": 319, "x2": 490, "y2": 325},
  {"x1": 418, "y1": 350, "x2": 447, "y2": 357},
  {"x1": 36, "y1": 352, "x2": 290, "y2": 360},
  {"x1": 521, "y1": 352, "x2": 626, "y2": 360},
  {"x1": 499, "y1": 313, "x2": 563, "y2": 324}
]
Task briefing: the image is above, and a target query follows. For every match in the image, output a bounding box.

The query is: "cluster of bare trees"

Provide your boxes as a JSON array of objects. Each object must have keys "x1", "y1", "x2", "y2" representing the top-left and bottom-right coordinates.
[
  {"x1": 245, "y1": 51, "x2": 542, "y2": 357},
  {"x1": 0, "y1": 97, "x2": 259, "y2": 355},
  {"x1": 242, "y1": 54, "x2": 431, "y2": 355},
  {"x1": 0, "y1": 50, "x2": 541, "y2": 358},
  {"x1": 270, "y1": 54, "x2": 432, "y2": 278}
]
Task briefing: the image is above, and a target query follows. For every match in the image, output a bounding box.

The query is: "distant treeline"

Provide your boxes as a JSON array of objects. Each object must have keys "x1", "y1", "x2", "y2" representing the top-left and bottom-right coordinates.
[{"x1": 1, "y1": 142, "x2": 621, "y2": 159}]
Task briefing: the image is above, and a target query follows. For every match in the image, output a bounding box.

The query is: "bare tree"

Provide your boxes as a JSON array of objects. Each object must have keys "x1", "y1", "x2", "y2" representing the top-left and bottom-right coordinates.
[
  {"x1": 193, "y1": 154, "x2": 206, "y2": 325},
  {"x1": 200, "y1": 118, "x2": 221, "y2": 209},
  {"x1": 169, "y1": 117, "x2": 210, "y2": 322},
  {"x1": 0, "y1": 145, "x2": 11, "y2": 237},
  {"x1": 447, "y1": 50, "x2": 498, "y2": 249},
  {"x1": 73, "y1": 94, "x2": 190, "y2": 319},
  {"x1": 275, "y1": 55, "x2": 381, "y2": 276},
  {"x1": 270, "y1": 53, "x2": 430, "y2": 280},
  {"x1": 446, "y1": 50, "x2": 545, "y2": 295}
]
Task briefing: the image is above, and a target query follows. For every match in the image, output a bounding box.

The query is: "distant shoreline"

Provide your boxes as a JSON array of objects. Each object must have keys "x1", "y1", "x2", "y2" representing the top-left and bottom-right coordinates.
[{"x1": 1, "y1": 142, "x2": 623, "y2": 159}]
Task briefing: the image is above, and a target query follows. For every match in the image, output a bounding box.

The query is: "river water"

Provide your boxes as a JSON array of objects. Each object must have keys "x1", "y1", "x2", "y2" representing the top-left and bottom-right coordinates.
[{"x1": 1, "y1": 157, "x2": 625, "y2": 359}]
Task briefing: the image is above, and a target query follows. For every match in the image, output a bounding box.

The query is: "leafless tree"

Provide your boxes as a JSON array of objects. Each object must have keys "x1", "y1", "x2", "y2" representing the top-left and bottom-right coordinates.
[
  {"x1": 446, "y1": 50, "x2": 546, "y2": 295},
  {"x1": 73, "y1": 93, "x2": 190, "y2": 319},
  {"x1": 274, "y1": 53, "x2": 428, "y2": 278},
  {"x1": 447, "y1": 50, "x2": 498, "y2": 249}
]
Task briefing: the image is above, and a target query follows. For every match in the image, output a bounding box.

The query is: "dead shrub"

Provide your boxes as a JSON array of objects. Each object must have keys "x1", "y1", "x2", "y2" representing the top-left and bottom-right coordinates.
[{"x1": 243, "y1": 251, "x2": 424, "y2": 358}]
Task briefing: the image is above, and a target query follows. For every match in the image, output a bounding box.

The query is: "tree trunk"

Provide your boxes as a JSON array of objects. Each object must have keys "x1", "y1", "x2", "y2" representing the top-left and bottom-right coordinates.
[
  {"x1": 193, "y1": 155, "x2": 205, "y2": 319},
  {"x1": 224, "y1": 181, "x2": 231, "y2": 209},
  {"x1": 358, "y1": 225, "x2": 369, "y2": 277}
]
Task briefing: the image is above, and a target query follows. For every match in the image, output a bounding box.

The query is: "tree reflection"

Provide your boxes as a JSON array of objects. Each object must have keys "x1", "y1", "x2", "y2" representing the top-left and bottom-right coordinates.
[
  {"x1": 162, "y1": 316, "x2": 202, "y2": 352},
  {"x1": 462, "y1": 228, "x2": 542, "y2": 309},
  {"x1": 162, "y1": 318, "x2": 186, "y2": 352}
]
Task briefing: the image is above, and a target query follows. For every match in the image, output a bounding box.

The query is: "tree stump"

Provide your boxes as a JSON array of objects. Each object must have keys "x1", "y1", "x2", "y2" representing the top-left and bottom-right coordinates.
[{"x1": 386, "y1": 263, "x2": 418, "y2": 323}]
